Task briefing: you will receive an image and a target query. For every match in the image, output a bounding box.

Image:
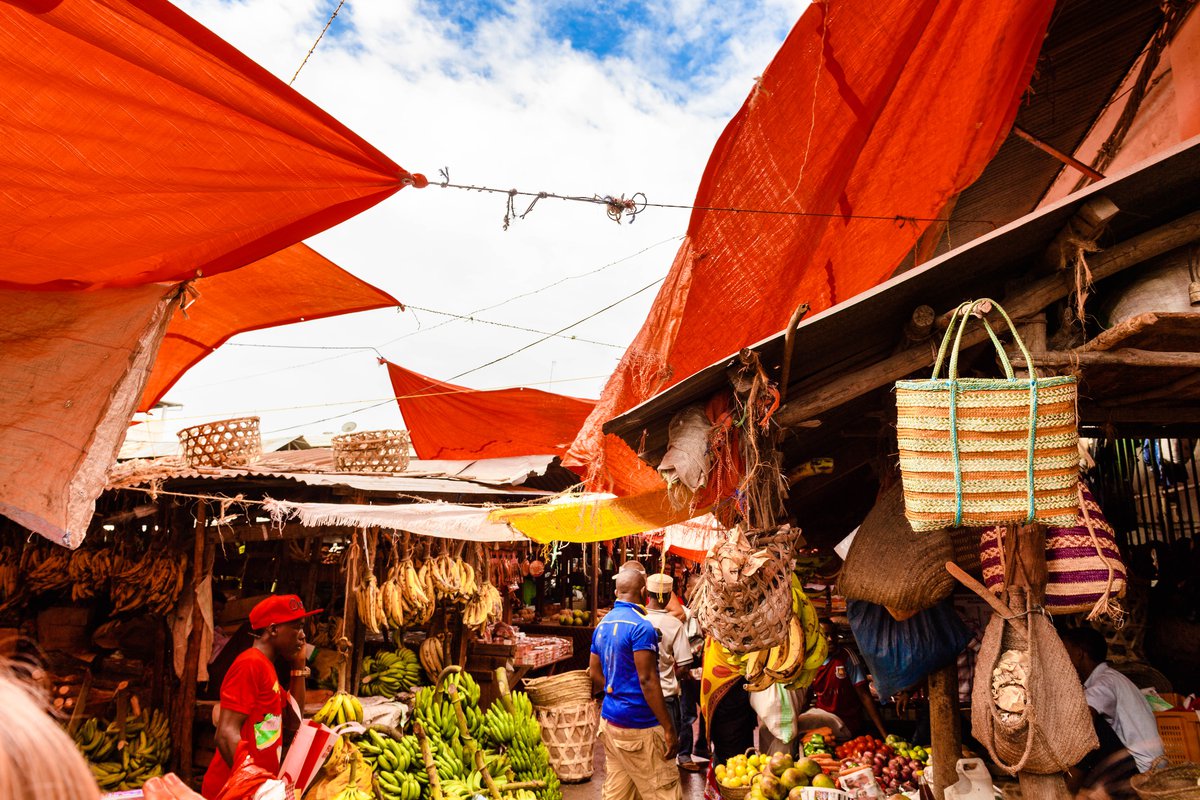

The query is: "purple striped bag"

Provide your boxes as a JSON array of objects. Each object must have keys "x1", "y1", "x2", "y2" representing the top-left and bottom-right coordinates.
[{"x1": 980, "y1": 481, "x2": 1126, "y2": 621}]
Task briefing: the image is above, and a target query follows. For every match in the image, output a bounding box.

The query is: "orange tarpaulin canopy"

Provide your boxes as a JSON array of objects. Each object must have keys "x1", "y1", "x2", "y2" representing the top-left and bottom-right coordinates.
[
  {"x1": 0, "y1": 0, "x2": 413, "y2": 291},
  {"x1": 139, "y1": 245, "x2": 400, "y2": 412},
  {"x1": 383, "y1": 361, "x2": 595, "y2": 461},
  {"x1": 566, "y1": 0, "x2": 1056, "y2": 495}
]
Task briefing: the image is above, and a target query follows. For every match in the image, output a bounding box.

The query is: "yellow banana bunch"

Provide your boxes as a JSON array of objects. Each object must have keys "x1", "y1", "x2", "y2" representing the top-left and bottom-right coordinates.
[
  {"x1": 418, "y1": 636, "x2": 444, "y2": 680},
  {"x1": 22, "y1": 544, "x2": 71, "y2": 594},
  {"x1": 740, "y1": 575, "x2": 828, "y2": 692},
  {"x1": 381, "y1": 571, "x2": 406, "y2": 630},
  {"x1": 430, "y1": 554, "x2": 462, "y2": 601},
  {"x1": 398, "y1": 558, "x2": 436, "y2": 624},
  {"x1": 355, "y1": 574, "x2": 382, "y2": 634},
  {"x1": 462, "y1": 582, "x2": 502, "y2": 627},
  {"x1": 312, "y1": 691, "x2": 364, "y2": 727},
  {"x1": 111, "y1": 552, "x2": 188, "y2": 615}
]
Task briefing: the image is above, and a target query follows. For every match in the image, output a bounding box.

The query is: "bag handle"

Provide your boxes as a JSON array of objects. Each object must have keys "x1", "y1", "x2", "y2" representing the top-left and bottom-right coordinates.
[
  {"x1": 930, "y1": 299, "x2": 1041, "y2": 526},
  {"x1": 1077, "y1": 482, "x2": 1125, "y2": 626},
  {"x1": 984, "y1": 589, "x2": 1039, "y2": 775},
  {"x1": 930, "y1": 299, "x2": 1036, "y2": 382}
]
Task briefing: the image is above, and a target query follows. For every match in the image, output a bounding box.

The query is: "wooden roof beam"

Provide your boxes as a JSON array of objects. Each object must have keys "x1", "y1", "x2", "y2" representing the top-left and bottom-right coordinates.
[{"x1": 775, "y1": 208, "x2": 1200, "y2": 429}]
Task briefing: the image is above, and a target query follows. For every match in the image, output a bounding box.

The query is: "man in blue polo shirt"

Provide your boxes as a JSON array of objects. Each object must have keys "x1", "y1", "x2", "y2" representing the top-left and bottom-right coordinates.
[{"x1": 590, "y1": 568, "x2": 681, "y2": 800}]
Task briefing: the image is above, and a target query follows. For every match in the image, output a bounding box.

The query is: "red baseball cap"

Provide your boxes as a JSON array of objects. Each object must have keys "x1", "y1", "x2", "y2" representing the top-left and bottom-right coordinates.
[{"x1": 250, "y1": 595, "x2": 322, "y2": 629}]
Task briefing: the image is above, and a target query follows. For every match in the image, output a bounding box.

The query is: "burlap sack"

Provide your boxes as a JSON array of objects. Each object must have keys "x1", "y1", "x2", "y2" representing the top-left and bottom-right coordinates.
[
  {"x1": 971, "y1": 587, "x2": 1098, "y2": 775},
  {"x1": 840, "y1": 483, "x2": 955, "y2": 612}
]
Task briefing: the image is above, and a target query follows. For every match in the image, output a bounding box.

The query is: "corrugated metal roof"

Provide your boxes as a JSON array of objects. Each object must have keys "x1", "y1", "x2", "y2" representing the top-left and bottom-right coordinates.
[
  {"x1": 900, "y1": 0, "x2": 1165, "y2": 265},
  {"x1": 107, "y1": 450, "x2": 556, "y2": 496}
]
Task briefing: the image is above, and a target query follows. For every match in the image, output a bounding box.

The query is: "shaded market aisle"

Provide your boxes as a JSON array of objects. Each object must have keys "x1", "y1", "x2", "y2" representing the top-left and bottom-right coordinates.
[{"x1": 563, "y1": 740, "x2": 709, "y2": 800}]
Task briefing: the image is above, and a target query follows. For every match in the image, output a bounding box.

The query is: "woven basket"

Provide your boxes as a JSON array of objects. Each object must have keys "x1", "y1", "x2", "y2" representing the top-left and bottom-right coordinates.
[
  {"x1": 839, "y1": 482, "x2": 954, "y2": 612},
  {"x1": 523, "y1": 670, "x2": 592, "y2": 708},
  {"x1": 895, "y1": 299, "x2": 1079, "y2": 531},
  {"x1": 1130, "y1": 761, "x2": 1200, "y2": 800},
  {"x1": 178, "y1": 416, "x2": 261, "y2": 468},
  {"x1": 692, "y1": 529, "x2": 796, "y2": 654},
  {"x1": 535, "y1": 700, "x2": 599, "y2": 783},
  {"x1": 332, "y1": 429, "x2": 411, "y2": 473},
  {"x1": 716, "y1": 749, "x2": 759, "y2": 800}
]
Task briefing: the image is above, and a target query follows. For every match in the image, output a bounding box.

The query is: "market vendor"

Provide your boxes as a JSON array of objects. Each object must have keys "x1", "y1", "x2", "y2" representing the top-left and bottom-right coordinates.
[
  {"x1": 807, "y1": 621, "x2": 888, "y2": 739},
  {"x1": 590, "y1": 568, "x2": 682, "y2": 800},
  {"x1": 1062, "y1": 626, "x2": 1164, "y2": 773},
  {"x1": 201, "y1": 594, "x2": 320, "y2": 799}
]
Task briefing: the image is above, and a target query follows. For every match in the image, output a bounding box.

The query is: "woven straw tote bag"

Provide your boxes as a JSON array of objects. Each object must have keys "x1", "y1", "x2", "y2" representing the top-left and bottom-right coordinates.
[{"x1": 895, "y1": 299, "x2": 1079, "y2": 531}]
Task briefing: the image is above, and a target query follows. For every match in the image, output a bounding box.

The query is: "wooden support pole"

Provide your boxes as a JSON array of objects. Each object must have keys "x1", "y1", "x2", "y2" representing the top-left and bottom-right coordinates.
[
  {"x1": 589, "y1": 542, "x2": 600, "y2": 616},
  {"x1": 1011, "y1": 348, "x2": 1200, "y2": 369},
  {"x1": 777, "y1": 209, "x2": 1200, "y2": 429},
  {"x1": 928, "y1": 664, "x2": 962, "y2": 800},
  {"x1": 903, "y1": 305, "x2": 936, "y2": 345},
  {"x1": 174, "y1": 500, "x2": 210, "y2": 782}
]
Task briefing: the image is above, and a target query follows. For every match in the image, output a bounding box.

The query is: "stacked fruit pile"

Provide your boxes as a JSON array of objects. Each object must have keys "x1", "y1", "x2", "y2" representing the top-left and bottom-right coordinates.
[
  {"x1": 353, "y1": 668, "x2": 560, "y2": 800},
  {"x1": 360, "y1": 647, "x2": 422, "y2": 698},
  {"x1": 836, "y1": 736, "x2": 929, "y2": 796},
  {"x1": 799, "y1": 730, "x2": 839, "y2": 776},
  {"x1": 554, "y1": 609, "x2": 591, "y2": 626},
  {"x1": 74, "y1": 707, "x2": 171, "y2": 792},
  {"x1": 715, "y1": 752, "x2": 835, "y2": 797},
  {"x1": 723, "y1": 575, "x2": 828, "y2": 691}
]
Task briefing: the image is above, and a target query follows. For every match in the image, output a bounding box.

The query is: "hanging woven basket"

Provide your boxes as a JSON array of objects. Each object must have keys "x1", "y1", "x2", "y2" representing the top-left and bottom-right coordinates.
[
  {"x1": 177, "y1": 416, "x2": 262, "y2": 468},
  {"x1": 332, "y1": 429, "x2": 411, "y2": 473},
  {"x1": 692, "y1": 528, "x2": 798, "y2": 654}
]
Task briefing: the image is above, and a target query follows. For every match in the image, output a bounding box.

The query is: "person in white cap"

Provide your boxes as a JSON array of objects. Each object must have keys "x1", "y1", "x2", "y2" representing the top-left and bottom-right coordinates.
[{"x1": 646, "y1": 573, "x2": 699, "y2": 771}]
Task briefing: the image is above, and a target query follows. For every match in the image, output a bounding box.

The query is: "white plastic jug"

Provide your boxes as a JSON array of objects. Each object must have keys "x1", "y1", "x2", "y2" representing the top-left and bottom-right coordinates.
[{"x1": 942, "y1": 758, "x2": 992, "y2": 800}]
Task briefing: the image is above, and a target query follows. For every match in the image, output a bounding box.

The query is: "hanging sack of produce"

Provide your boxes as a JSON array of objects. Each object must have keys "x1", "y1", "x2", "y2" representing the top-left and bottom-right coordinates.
[
  {"x1": 980, "y1": 482, "x2": 1126, "y2": 622},
  {"x1": 691, "y1": 527, "x2": 797, "y2": 653},
  {"x1": 839, "y1": 482, "x2": 955, "y2": 613},
  {"x1": 971, "y1": 586, "x2": 1098, "y2": 775},
  {"x1": 895, "y1": 298, "x2": 1079, "y2": 531},
  {"x1": 846, "y1": 598, "x2": 972, "y2": 700}
]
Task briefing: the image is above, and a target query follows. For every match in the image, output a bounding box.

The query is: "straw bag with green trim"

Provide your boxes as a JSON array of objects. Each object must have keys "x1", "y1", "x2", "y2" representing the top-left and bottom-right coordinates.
[{"x1": 894, "y1": 298, "x2": 1079, "y2": 531}]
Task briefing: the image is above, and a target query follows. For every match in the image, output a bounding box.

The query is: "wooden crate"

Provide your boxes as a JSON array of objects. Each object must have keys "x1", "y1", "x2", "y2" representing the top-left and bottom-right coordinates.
[
  {"x1": 467, "y1": 641, "x2": 516, "y2": 672},
  {"x1": 1156, "y1": 709, "x2": 1200, "y2": 765},
  {"x1": 37, "y1": 607, "x2": 90, "y2": 653}
]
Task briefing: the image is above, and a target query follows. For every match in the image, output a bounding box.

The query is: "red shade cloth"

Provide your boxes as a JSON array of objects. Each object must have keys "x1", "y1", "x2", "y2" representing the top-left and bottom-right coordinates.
[
  {"x1": 382, "y1": 361, "x2": 595, "y2": 461},
  {"x1": 0, "y1": 0, "x2": 412, "y2": 291},
  {"x1": 139, "y1": 244, "x2": 400, "y2": 411},
  {"x1": 0, "y1": 284, "x2": 180, "y2": 546},
  {"x1": 566, "y1": 0, "x2": 1055, "y2": 494}
]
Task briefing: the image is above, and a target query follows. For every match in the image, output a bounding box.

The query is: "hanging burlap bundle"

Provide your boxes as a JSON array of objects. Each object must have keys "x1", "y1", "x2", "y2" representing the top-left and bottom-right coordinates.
[
  {"x1": 971, "y1": 587, "x2": 1098, "y2": 775},
  {"x1": 840, "y1": 483, "x2": 955, "y2": 612}
]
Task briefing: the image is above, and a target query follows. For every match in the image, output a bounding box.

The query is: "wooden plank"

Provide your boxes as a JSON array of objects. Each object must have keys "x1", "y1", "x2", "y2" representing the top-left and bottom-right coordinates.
[
  {"x1": 928, "y1": 664, "x2": 962, "y2": 800},
  {"x1": 1014, "y1": 127, "x2": 1107, "y2": 183},
  {"x1": 777, "y1": 209, "x2": 1200, "y2": 428},
  {"x1": 174, "y1": 501, "x2": 210, "y2": 783},
  {"x1": 1011, "y1": 348, "x2": 1200, "y2": 368}
]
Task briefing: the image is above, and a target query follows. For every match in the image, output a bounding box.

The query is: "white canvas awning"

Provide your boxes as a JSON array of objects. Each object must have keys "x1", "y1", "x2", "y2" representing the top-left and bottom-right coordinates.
[{"x1": 262, "y1": 498, "x2": 526, "y2": 542}]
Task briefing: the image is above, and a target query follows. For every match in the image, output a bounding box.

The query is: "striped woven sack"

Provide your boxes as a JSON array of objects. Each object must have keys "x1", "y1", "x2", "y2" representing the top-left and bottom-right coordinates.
[
  {"x1": 895, "y1": 299, "x2": 1079, "y2": 531},
  {"x1": 981, "y1": 482, "x2": 1126, "y2": 622}
]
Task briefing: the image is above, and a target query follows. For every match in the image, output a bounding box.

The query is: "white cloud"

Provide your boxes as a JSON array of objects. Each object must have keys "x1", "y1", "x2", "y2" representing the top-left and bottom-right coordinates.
[{"x1": 145, "y1": 0, "x2": 806, "y2": 445}]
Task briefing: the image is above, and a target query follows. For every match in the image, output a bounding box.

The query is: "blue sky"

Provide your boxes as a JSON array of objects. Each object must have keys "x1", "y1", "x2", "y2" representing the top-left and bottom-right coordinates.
[{"x1": 129, "y1": 0, "x2": 806, "y2": 451}]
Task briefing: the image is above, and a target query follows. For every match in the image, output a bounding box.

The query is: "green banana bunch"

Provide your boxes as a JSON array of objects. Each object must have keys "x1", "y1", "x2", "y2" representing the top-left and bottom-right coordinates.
[
  {"x1": 360, "y1": 647, "x2": 422, "y2": 698},
  {"x1": 76, "y1": 708, "x2": 172, "y2": 791}
]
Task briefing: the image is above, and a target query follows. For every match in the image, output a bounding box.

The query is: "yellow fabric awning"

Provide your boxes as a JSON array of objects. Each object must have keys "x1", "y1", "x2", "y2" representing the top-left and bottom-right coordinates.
[{"x1": 491, "y1": 490, "x2": 709, "y2": 544}]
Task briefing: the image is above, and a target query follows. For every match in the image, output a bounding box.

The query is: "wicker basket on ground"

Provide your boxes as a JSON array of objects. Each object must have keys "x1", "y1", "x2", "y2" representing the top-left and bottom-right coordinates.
[
  {"x1": 332, "y1": 429, "x2": 411, "y2": 473},
  {"x1": 692, "y1": 528, "x2": 797, "y2": 654},
  {"x1": 523, "y1": 670, "x2": 592, "y2": 709},
  {"x1": 1130, "y1": 761, "x2": 1200, "y2": 800},
  {"x1": 178, "y1": 417, "x2": 261, "y2": 468},
  {"x1": 533, "y1": 700, "x2": 599, "y2": 784},
  {"x1": 716, "y1": 749, "x2": 759, "y2": 800}
]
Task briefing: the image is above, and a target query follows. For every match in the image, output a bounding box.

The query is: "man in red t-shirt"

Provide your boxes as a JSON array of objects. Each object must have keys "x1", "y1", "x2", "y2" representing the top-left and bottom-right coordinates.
[
  {"x1": 201, "y1": 595, "x2": 319, "y2": 799},
  {"x1": 807, "y1": 622, "x2": 888, "y2": 739}
]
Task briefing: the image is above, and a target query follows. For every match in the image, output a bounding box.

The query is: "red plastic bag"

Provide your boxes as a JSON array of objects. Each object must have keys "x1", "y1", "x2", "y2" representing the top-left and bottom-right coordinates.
[{"x1": 214, "y1": 757, "x2": 274, "y2": 800}]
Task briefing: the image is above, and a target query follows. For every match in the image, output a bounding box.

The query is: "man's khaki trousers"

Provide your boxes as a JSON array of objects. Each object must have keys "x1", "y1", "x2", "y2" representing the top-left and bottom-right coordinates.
[{"x1": 598, "y1": 719, "x2": 684, "y2": 800}]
